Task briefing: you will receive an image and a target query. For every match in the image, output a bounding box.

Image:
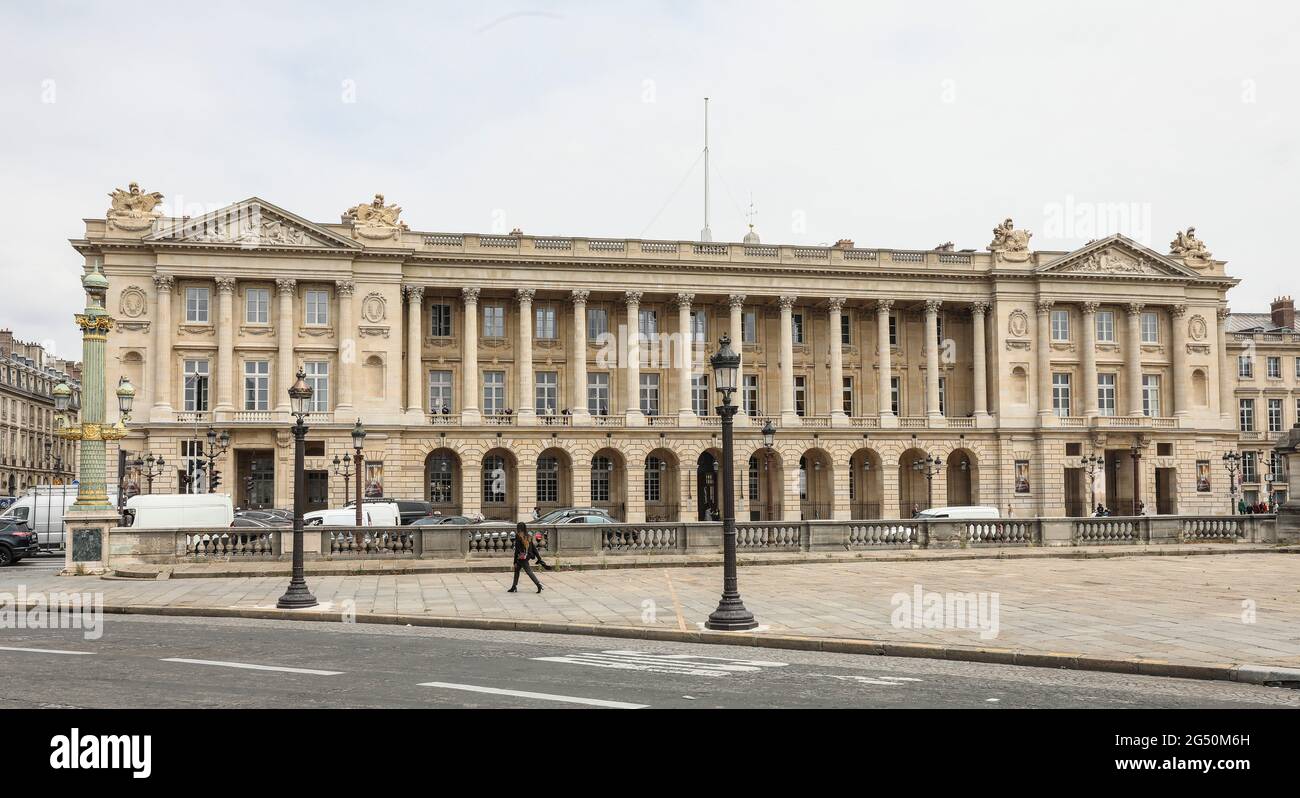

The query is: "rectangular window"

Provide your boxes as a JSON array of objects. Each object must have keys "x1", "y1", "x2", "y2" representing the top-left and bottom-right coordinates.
[
  {"x1": 185, "y1": 287, "x2": 209, "y2": 323},
  {"x1": 888, "y1": 315, "x2": 898, "y2": 347},
  {"x1": 938, "y1": 376, "x2": 947, "y2": 415},
  {"x1": 840, "y1": 313, "x2": 851, "y2": 346},
  {"x1": 1052, "y1": 373, "x2": 1072, "y2": 417},
  {"x1": 1295, "y1": 357, "x2": 1300, "y2": 379},
  {"x1": 483, "y1": 371, "x2": 505, "y2": 414},
  {"x1": 742, "y1": 311, "x2": 758, "y2": 344},
  {"x1": 243, "y1": 360, "x2": 269, "y2": 411},
  {"x1": 1239, "y1": 355, "x2": 1254, "y2": 379},
  {"x1": 304, "y1": 361, "x2": 329, "y2": 412},
  {"x1": 305, "y1": 290, "x2": 330, "y2": 326},
  {"x1": 1242, "y1": 451, "x2": 1258, "y2": 484},
  {"x1": 1268, "y1": 398, "x2": 1283, "y2": 433},
  {"x1": 535, "y1": 306, "x2": 557, "y2": 340},
  {"x1": 639, "y1": 373, "x2": 660, "y2": 415},
  {"x1": 792, "y1": 313, "x2": 805, "y2": 345},
  {"x1": 1095, "y1": 311, "x2": 1115, "y2": 343},
  {"x1": 1141, "y1": 374, "x2": 1161, "y2": 417},
  {"x1": 890, "y1": 376, "x2": 901, "y2": 416},
  {"x1": 1097, "y1": 373, "x2": 1117, "y2": 416},
  {"x1": 535, "y1": 371, "x2": 558, "y2": 415},
  {"x1": 742, "y1": 374, "x2": 759, "y2": 417},
  {"x1": 691, "y1": 374, "x2": 710, "y2": 416},
  {"x1": 644, "y1": 459, "x2": 661, "y2": 503},
  {"x1": 1051, "y1": 309, "x2": 1070, "y2": 341},
  {"x1": 591, "y1": 460, "x2": 611, "y2": 503},
  {"x1": 690, "y1": 311, "x2": 707, "y2": 344},
  {"x1": 587, "y1": 307, "x2": 608, "y2": 340},
  {"x1": 482, "y1": 458, "x2": 506, "y2": 504},
  {"x1": 430, "y1": 303, "x2": 453, "y2": 337},
  {"x1": 638, "y1": 309, "x2": 658, "y2": 337},
  {"x1": 842, "y1": 377, "x2": 853, "y2": 416},
  {"x1": 587, "y1": 373, "x2": 610, "y2": 415},
  {"x1": 1267, "y1": 356, "x2": 1281, "y2": 379},
  {"x1": 483, "y1": 305, "x2": 505, "y2": 338},
  {"x1": 183, "y1": 359, "x2": 209, "y2": 412},
  {"x1": 428, "y1": 370, "x2": 453, "y2": 414},
  {"x1": 794, "y1": 376, "x2": 806, "y2": 416},
  {"x1": 1140, "y1": 311, "x2": 1159, "y2": 344},
  {"x1": 245, "y1": 288, "x2": 269, "y2": 324},
  {"x1": 536, "y1": 456, "x2": 559, "y2": 503},
  {"x1": 1239, "y1": 398, "x2": 1255, "y2": 432},
  {"x1": 935, "y1": 313, "x2": 945, "y2": 346}
]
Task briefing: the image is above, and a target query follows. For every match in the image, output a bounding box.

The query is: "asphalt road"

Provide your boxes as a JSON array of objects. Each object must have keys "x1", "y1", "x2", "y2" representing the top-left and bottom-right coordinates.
[{"x1": 2, "y1": 614, "x2": 1299, "y2": 709}]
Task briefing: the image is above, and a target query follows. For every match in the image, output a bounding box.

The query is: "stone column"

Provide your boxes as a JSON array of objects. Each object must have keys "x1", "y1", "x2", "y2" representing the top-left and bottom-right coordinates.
[
  {"x1": 150, "y1": 274, "x2": 174, "y2": 419},
  {"x1": 1126, "y1": 303, "x2": 1145, "y2": 416},
  {"x1": 778, "y1": 295, "x2": 798, "y2": 425},
  {"x1": 925, "y1": 299, "x2": 943, "y2": 420},
  {"x1": 570, "y1": 290, "x2": 591, "y2": 424},
  {"x1": 1170, "y1": 304, "x2": 1189, "y2": 418},
  {"x1": 729, "y1": 294, "x2": 748, "y2": 427},
  {"x1": 828, "y1": 297, "x2": 847, "y2": 424},
  {"x1": 1036, "y1": 300, "x2": 1054, "y2": 418},
  {"x1": 623, "y1": 291, "x2": 645, "y2": 425},
  {"x1": 275, "y1": 279, "x2": 296, "y2": 414},
  {"x1": 1217, "y1": 306, "x2": 1234, "y2": 424},
  {"x1": 461, "y1": 288, "x2": 481, "y2": 424},
  {"x1": 876, "y1": 299, "x2": 895, "y2": 423},
  {"x1": 674, "y1": 292, "x2": 697, "y2": 424},
  {"x1": 971, "y1": 301, "x2": 990, "y2": 421},
  {"x1": 516, "y1": 289, "x2": 536, "y2": 425},
  {"x1": 214, "y1": 277, "x2": 235, "y2": 415},
  {"x1": 1080, "y1": 301, "x2": 1099, "y2": 418},
  {"x1": 404, "y1": 285, "x2": 424, "y2": 421},
  {"x1": 335, "y1": 280, "x2": 355, "y2": 413}
]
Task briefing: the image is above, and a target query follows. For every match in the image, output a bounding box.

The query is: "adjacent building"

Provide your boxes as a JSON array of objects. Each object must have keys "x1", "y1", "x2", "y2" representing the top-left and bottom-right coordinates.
[
  {"x1": 0, "y1": 330, "x2": 80, "y2": 495},
  {"x1": 1227, "y1": 297, "x2": 1298, "y2": 508},
  {"x1": 79, "y1": 187, "x2": 1247, "y2": 520}
]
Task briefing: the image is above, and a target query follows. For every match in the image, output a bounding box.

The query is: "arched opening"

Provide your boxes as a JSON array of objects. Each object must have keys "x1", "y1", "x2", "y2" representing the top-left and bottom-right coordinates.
[
  {"x1": 121, "y1": 351, "x2": 145, "y2": 411},
  {"x1": 745, "y1": 448, "x2": 783, "y2": 521},
  {"x1": 696, "y1": 449, "x2": 723, "y2": 520},
  {"x1": 849, "y1": 448, "x2": 883, "y2": 519},
  {"x1": 364, "y1": 355, "x2": 385, "y2": 400},
  {"x1": 1011, "y1": 366, "x2": 1028, "y2": 405},
  {"x1": 424, "y1": 448, "x2": 462, "y2": 514},
  {"x1": 1192, "y1": 368, "x2": 1209, "y2": 407},
  {"x1": 590, "y1": 448, "x2": 626, "y2": 520},
  {"x1": 898, "y1": 447, "x2": 934, "y2": 517},
  {"x1": 644, "y1": 448, "x2": 680, "y2": 521},
  {"x1": 535, "y1": 447, "x2": 573, "y2": 517},
  {"x1": 946, "y1": 448, "x2": 977, "y2": 506},
  {"x1": 480, "y1": 447, "x2": 517, "y2": 521},
  {"x1": 799, "y1": 448, "x2": 833, "y2": 520}
]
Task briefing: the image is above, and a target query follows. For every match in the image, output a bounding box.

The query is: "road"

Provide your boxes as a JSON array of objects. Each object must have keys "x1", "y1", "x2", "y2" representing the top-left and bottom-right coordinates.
[{"x1": 2, "y1": 614, "x2": 1298, "y2": 709}]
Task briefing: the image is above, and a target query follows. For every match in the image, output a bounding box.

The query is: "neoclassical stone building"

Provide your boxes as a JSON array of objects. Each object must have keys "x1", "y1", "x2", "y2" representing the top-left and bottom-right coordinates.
[
  {"x1": 79, "y1": 188, "x2": 1243, "y2": 520},
  {"x1": 0, "y1": 330, "x2": 80, "y2": 494}
]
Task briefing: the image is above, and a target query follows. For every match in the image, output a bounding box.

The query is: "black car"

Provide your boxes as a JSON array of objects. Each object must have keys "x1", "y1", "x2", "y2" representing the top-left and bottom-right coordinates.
[
  {"x1": 0, "y1": 520, "x2": 38, "y2": 566},
  {"x1": 410, "y1": 515, "x2": 475, "y2": 526}
]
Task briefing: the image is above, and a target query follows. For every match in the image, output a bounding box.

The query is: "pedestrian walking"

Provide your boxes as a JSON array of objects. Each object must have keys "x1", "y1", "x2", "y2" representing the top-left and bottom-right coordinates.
[{"x1": 507, "y1": 522, "x2": 544, "y2": 593}]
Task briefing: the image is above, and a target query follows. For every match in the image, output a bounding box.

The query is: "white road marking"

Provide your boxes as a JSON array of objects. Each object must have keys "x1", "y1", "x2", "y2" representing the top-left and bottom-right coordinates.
[
  {"x1": 0, "y1": 645, "x2": 95, "y2": 656},
  {"x1": 418, "y1": 681, "x2": 646, "y2": 709},
  {"x1": 161, "y1": 658, "x2": 343, "y2": 676},
  {"x1": 822, "y1": 674, "x2": 923, "y2": 686},
  {"x1": 533, "y1": 650, "x2": 789, "y2": 678}
]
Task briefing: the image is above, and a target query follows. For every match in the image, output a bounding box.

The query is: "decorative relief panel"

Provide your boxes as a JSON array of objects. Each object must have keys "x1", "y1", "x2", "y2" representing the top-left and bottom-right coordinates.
[
  {"x1": 118, "y1": 286, "x2": 147, "y2": 318},
  {"x1": 361, "y1": 293, "x2": 387, "y2": 324}
]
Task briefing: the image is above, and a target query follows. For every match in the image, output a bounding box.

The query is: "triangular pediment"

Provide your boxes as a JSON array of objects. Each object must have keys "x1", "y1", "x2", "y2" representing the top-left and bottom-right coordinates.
[
  {"x1": 1036, "y1": 234, "x2": 1200, "y2": 279},
  {"x1": 146, "y1": 198, "x2": 362, "y2": 250}
]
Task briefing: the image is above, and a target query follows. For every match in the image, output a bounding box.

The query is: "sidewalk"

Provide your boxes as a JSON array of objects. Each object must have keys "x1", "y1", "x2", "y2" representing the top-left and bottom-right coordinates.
[{"x1": 7, "y1": 550, "x2": 1300, "y2": 684}]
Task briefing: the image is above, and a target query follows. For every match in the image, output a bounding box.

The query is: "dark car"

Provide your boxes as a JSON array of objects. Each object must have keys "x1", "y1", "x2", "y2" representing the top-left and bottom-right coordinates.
[
  {"x1": 0, "y1": 519, "x2": 39, "y2": 566},
  {"x1": 410, "y1": 515, "x2": 475, "y2": 526},
  {"x1": 344, "y1": 499, "x2": 433, "y2": 526},
  {"x1": 534, "y1": 507, "x2": 613, "y2": 525}
]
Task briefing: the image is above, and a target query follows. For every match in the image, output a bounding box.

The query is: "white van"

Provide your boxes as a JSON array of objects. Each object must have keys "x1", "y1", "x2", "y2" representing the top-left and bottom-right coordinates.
[
  {"x1": 914, "y1": 506, "x2": 1001, "y2": 520},
  {"x1": 0, "y1": 485, "x2": 121, "y2": 549},
  {"x1": 304, "y1": 503, "x2": 399, "y2": 527},
  {"x1": 125, "y1": 493, "x2": 234, "y2": 529}
]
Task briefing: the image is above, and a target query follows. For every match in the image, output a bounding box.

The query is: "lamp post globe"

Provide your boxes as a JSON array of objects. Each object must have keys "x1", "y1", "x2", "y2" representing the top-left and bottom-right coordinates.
[{"x1": 116, "y1": 376, "x2": 136, "y2": 419}]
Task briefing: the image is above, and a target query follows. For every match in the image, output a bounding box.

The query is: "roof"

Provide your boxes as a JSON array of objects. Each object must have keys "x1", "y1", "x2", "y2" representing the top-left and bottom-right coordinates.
[{"x1": 1226, "y1": 313, "x2": 1296, "y2": 334}]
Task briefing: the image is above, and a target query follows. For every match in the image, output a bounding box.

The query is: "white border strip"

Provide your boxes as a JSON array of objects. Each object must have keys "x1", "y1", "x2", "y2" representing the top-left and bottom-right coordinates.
[
  {"x1": 418, "y1": 681, "x2": 647, "y2": 708},
  {"x1": 161, "y1": 657, "x2": 342, "y2": 676}
]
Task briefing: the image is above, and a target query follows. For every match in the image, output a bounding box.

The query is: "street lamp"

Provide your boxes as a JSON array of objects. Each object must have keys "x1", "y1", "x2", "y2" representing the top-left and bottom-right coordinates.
[
  {"x1": 116, "y1": 376, "x2": 136, "y2": 421},
  {"x1": 912, "y1": 453, "x2": 943, "y2": 512},
  {"x1": 331, "y1": 452, "x2": 353, "y2": 503},
  {"x1": 277, "y1": 366, "x2": 317, "y2": 609},
  {"x1": 1080, "y1": 453, "x2": 1104, "y2": 515},
  {"x1": 351, "y1": 419, "x2": 366, "y2": 528},
  {"x1": 1222, "y1": 451, "x2": 1240, "y2": 513},
  {"x1": 704, "y1": 334, "x2": 757, "y2": 632},
  {"x1": 134, "y1": 453, "x2": 166, "y2": 494},
  {"x1": 192, "y1": 427, "x2": 231, "y2": 494},
  {"x1": 1129, "y1": 443, "x2": 1143, "y2": 516}
]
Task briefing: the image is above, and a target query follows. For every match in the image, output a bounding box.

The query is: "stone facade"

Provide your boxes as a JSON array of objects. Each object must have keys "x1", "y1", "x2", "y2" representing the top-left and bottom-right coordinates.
[
  {"x1": 0, "y1": 330, "x2": 80, "y2": 494},
  {"x1": 74, "y1": 192, "x2": 1244, "y2": 520},
  {"x1": 1226, "y1": 297, "x2": 1299, "y2": 508}
]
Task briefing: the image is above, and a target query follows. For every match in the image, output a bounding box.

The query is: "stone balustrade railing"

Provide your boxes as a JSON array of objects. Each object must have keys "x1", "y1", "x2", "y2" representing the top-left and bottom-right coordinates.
[{"x1": 103, "y1": 514, "x2": 1287, "y2": 567}]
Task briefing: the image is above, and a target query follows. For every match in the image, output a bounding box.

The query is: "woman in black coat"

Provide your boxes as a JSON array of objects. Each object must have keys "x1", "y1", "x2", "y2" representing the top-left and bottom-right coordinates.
[{"x1": 508, "y1": 522, "x2": 544, "y2": 593}]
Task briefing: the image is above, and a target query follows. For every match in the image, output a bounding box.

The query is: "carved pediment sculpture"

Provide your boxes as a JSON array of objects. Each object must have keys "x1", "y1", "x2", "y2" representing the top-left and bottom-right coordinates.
[
  {"x1": 1169, "y1": 227, "x2": 1212, "y2": 261},
  {"x1": 107, "y1": 181, "x2": 164, "y2": 231},
  {"x1": 1057, "y1": 249, "x2": 1160, "y2": 276},
  {"x1": 343, "y1": 193, "x2": 409, "y2": 240},
  {"x1": 987, "y1": 217, "x2": 1032, "y2": 262}
]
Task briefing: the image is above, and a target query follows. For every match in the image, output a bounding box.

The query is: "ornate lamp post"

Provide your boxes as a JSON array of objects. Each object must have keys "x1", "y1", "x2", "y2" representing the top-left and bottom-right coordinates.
[
  {"x1": 277, "y1": 366, "x2": 317, "y2": 609},
  {"x1": 912, "y1": 453, "x2": 943, "y2": 512},
  {"x1": 133, "y1": 453, "x2": 166, "y2": 494},
  {"x1": 1080, "y1": 453, "x2": 1104, "y2": 515},
  {"x1": 54, "y1": 265, "x2": 132, "y2": 574},
  {"x1": 705, "y1": 334, "x2": 758, "y2": 632},
  {"x1": 1222, "y1": 451, "x2": 1241, "y2": 514},
  {"x1": 194, "y1": 427, "x2": 231, "y2": 493},
  {"x1": 760, "y1": 420, "x2": 775, "y2": 521},
  {"x1": 350, "y1": 419, "x2": 367, "y2": 527},
  {"x1": 331, "y1": 451, "x2": 353, "y2": 503}
]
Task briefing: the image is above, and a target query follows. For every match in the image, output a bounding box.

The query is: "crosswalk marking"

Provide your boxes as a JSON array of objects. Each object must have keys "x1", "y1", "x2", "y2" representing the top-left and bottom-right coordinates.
[{"x1": 534, "y1": 649, "x2": 789, "y2": 677}]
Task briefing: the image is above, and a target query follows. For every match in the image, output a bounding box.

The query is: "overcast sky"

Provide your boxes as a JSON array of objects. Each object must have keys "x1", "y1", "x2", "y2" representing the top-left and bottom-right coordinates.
[{"x1": 1, "y1": 0, "x2": 1296, "y2": 360}]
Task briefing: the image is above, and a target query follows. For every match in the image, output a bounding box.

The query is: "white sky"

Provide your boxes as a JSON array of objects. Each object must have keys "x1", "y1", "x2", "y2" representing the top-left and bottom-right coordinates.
[{"x1": 1, "y1": 0, "x2": 1296, "y2": 359}]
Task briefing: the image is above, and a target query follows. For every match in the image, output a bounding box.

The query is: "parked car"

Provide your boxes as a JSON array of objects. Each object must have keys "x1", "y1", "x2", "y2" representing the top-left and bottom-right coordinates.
[
  {"x1": 234, "y1": 509, "x2": 292, "y2": 526},
  {"x1": 913, "y1": 506, "x2": 1001, "y2": 520},
  {"x1": 0, "y1": 519, "x2": 38, "y2": 566},
  {"x1": 343, "y1": 499, "x2": 432, "y2": 525},
  {"x1": 534, "y1": 507, "x2": 613, "y2": 525},
  {"x1": 410, "y1": 515, "x2": 475, "y2": 526},
  {"x1": 125, "y1": 493, "x2": 234, "y2": 528}
]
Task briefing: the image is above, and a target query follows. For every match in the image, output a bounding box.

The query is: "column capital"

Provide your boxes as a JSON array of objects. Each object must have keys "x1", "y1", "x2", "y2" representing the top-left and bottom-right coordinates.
[
  {"x1": 462, "y1": 286, "x2": 480, "y2": 304},
  {"x1": 970, "y1": 300, "x2": 990, "y2": 316},
  {"x1": 924, "y1": 299, "x2": 943, "y2": 314},
  {"x1": 777, "y1": 295, "x2": 798, "y2": 311},
  {"x1": 728, "y1": 293, "x2": 747, "y2": 310},
  {"x1": 335, "y1": 280, "x2": 356, "y2": 297},
  {"x1": 1126, "y1": 302, "x2": 1145, "y2": 317},
  {"x1": 672, "y1": 292, "x2": 695, "y2": 309},
  {"x1": 1080, "y1": 300, "x2": 1101, "y2": 314},
  {"x1": 624, "y1": 290, "x2": 643, "y2": 306},
  {"x1": 1035, "y1": 299, "x2": 1055, "y2": 314},
  {"x1": 570, "y1": 289, "x2": 590, "y2": 306},
  {"x1": 403, "y1": 284, "x2": 424, "y2": 304},
  {"x1": 275, "y1": 278, "x2": 297, "y2": 295},
  {"x1": 516, "y1": 288, "x2": 536, "y2": 304},
  {"x1": 214, "y1": 277, "x2": 236, "y2": 294},
  {"x1": 827, "y1": 297, "x2": 847, "y2": 313},
  {"x1": 152, "y1": 273, "x2": 175, "y2": 291},
  {"x1": 1169, "y1": 304, "x2": 1188, "y2": 319},
  {"x1": 875, "y1": 298, "x2": 895, "y2": 314},
  {"x1": 1216, "y1": 306, "x2": 1231, "y2": 321}
]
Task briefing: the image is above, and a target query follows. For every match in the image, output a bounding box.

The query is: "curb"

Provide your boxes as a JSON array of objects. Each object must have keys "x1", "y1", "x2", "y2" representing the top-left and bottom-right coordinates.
[
  {"x1": 107, "y1": 543, "x2": 1300, "y2": 580},
  {"x1": 86, "y1": 601, "x2": 1300, "y2": 687}
]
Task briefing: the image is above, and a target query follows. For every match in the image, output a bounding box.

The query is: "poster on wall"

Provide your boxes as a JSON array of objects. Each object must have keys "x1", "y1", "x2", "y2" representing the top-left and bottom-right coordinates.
[
  {"x1": 1014, "y1": 460, "x2": 1031, "y2": 493},
  {"x1": 365, "y1": 461, "x2": 384, "y2": 497},
  {"x1": 1196, "y1": 460, "x2": 1211, "y2": 492}
]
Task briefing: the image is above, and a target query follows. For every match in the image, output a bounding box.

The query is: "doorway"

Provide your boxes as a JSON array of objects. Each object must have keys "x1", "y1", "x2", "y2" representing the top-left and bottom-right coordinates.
[
  {"x1": 237, "y1": 450, "x2": 275, "y2": 509},
  {"x1": 1155, "y1": 467, "x2": 1177, "y2": 515},
  {"x1": 1064, "y1": 467, "x2": 1086, "y2": 517}
]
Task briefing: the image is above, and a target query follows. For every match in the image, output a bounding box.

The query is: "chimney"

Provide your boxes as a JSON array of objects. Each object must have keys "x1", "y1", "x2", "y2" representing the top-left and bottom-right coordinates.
[{"x1": 1271, "y1": 296, "x2": 1295, "y2": 330}]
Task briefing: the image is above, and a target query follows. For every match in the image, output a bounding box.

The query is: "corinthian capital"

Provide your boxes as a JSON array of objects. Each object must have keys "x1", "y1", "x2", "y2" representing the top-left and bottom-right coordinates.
[
  {"x1": 728, "y1": 293, "x2": 747, "y2": 310},
  {"x1": 777, "y1": 295, "x2": 798, "y2": 311},
  {"x1": 624, "y1": 290, "x2": 643, "y2": 306},
  {"x1": 1036, "y1": 299, "x2": 1055, "y2": 315},
  {"x1": 214, "y1": 277, "x2": 236, "y2": 294},
  {"x1": 925, "y1": 299, "x2": 943, "y2": 315},
  {"x1": 827, "y1": 297, "x2": 847, "y2": 313},
  {"x1": 516, "y1": 288, "x2": 536, "y2": 304},
  {"x1": 875, "y1": 298, "x2": 895, "y2": 314},
  {"x1": 462, "y1": 287, "x2": 480, "y2": 304},
  {"x1": 275, "y1": 278, "x2": 297, "y2": 296},
  {"x1": 335, "y1": 280, "x2": 356, "y2": 297},
  {"x1": 152, "y1": 273, "x2": 175, "y2": 292},
  {"x1": 1080, "y1": 301, "x2": 1101, "y2": 315},
  {"x1": 570, "y1": 289, "x2": 590, "y2": 306},
  {"x1": 672, "y1": 292, "x2": 695, "y2": 309},
  {"x1": 970, "y1": 300, "x2": 991, "y2": 316},
  {"x1": 1126, "y1": 302, "x2": 1145, "y2": 317},
  {"x1": 403, "y1": 284, "x2": 425, "y2": 304},
  {"x1": 1169, "y1": 304, "x2": 1188, "y2": 319}
]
